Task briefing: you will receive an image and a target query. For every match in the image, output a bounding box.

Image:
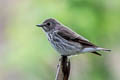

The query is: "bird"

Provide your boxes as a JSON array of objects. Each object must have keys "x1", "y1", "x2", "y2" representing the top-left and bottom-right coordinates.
[{"x1": 36, "y1": 18, "x2": 111, "y2": 56}]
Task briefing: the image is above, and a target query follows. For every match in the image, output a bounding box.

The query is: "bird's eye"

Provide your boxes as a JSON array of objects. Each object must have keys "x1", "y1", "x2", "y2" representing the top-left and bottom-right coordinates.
[{"x1": 46, "y1": 23, "x2": 50, "y2": 26}]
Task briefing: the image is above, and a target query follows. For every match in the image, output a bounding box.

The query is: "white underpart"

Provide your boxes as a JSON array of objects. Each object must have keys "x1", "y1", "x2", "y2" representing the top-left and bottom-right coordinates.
[
  {"x1": 81, "y1": 48, "x2": 97, "y2": 53},
  {"x1": 81, "y1": 47, "x2": 109, "y2": 53}
]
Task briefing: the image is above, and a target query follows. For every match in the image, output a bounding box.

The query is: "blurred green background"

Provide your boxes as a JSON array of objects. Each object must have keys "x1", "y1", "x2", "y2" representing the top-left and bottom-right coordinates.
[{"x1": 0, "y1": 0, "x2": 120, "y2": 80}]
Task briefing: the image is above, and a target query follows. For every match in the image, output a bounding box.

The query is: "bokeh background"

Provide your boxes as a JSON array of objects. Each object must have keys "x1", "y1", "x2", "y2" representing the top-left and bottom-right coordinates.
[{"x1": 0, "y1": 0, "x2": 120, "y2": 80}]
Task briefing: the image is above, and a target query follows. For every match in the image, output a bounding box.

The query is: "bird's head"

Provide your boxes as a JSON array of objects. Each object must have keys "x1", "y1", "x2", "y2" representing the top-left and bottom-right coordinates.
[{"x1": 36, "y1": 18, "x2": 61, "y2": 32}]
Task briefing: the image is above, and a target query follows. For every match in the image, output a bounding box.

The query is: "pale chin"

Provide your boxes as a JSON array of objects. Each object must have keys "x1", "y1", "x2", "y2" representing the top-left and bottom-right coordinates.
[{"x1": 43, "y1": 26, "x2": 49, "y2": 32}]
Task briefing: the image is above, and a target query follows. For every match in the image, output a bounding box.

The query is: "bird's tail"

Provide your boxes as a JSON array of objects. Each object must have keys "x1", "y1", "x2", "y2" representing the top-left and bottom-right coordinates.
[
  {"x1": 91, "y1": 47, "x2": 111, "y2": 56},
  {"x1": 96, "y1": 47, "x2": 111, "y2": 52}
]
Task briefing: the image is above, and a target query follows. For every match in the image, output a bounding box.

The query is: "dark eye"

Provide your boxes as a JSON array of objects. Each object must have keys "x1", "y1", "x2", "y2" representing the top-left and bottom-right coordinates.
[{"x1": 47, "y1": 22, "x2": 50, "y2": 26}]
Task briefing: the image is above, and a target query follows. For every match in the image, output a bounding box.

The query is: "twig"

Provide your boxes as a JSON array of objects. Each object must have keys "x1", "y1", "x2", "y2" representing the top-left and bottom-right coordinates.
[{"x1": 55, "y1": 56, "x2": 70, "y2": 80}]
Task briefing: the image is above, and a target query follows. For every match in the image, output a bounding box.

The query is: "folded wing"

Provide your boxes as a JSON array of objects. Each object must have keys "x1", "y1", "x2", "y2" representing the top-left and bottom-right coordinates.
[{"x1": 56, "y1": 27, "x2": 101, "y2": 56}]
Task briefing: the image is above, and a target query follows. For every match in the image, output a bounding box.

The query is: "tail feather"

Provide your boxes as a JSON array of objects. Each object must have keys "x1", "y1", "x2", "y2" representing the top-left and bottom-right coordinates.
[
  {"x1": 92, "y1": 52, "x2": 102, "y2": 56},
  {"x1": 91, "y1": 47, "x2": 111, "y2": 56},
  {"x1": 96, "y1": 47, "x2": 111, "y2": 52}
]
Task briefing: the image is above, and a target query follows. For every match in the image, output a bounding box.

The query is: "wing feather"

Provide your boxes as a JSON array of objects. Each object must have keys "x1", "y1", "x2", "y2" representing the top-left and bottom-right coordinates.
[{"x1": 56, "y1": 27, "x2": 97, "y2": 48}]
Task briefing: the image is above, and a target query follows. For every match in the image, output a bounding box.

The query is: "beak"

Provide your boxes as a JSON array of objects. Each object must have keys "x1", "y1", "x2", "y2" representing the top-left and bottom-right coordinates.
[{"x1": 36, "y1": 24, "x2": 46, "y2": 27}]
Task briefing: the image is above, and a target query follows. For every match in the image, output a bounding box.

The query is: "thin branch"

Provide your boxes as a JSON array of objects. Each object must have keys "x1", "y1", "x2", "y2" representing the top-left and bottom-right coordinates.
[{"x1": 55, "y1": 56, "x2": 70, "y2": 80}]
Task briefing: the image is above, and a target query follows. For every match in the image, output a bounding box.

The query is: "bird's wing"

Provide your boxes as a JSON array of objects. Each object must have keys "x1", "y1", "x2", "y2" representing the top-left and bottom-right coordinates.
[{"x1": 56, "y1": 27, "x2": 97, "y2": 48}]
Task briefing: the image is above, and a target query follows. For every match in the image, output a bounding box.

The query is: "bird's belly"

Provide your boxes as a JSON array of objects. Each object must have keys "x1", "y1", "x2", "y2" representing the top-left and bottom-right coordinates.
[{"x1": 49, "y1": 38, "x2": 82, "y2": 56}]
